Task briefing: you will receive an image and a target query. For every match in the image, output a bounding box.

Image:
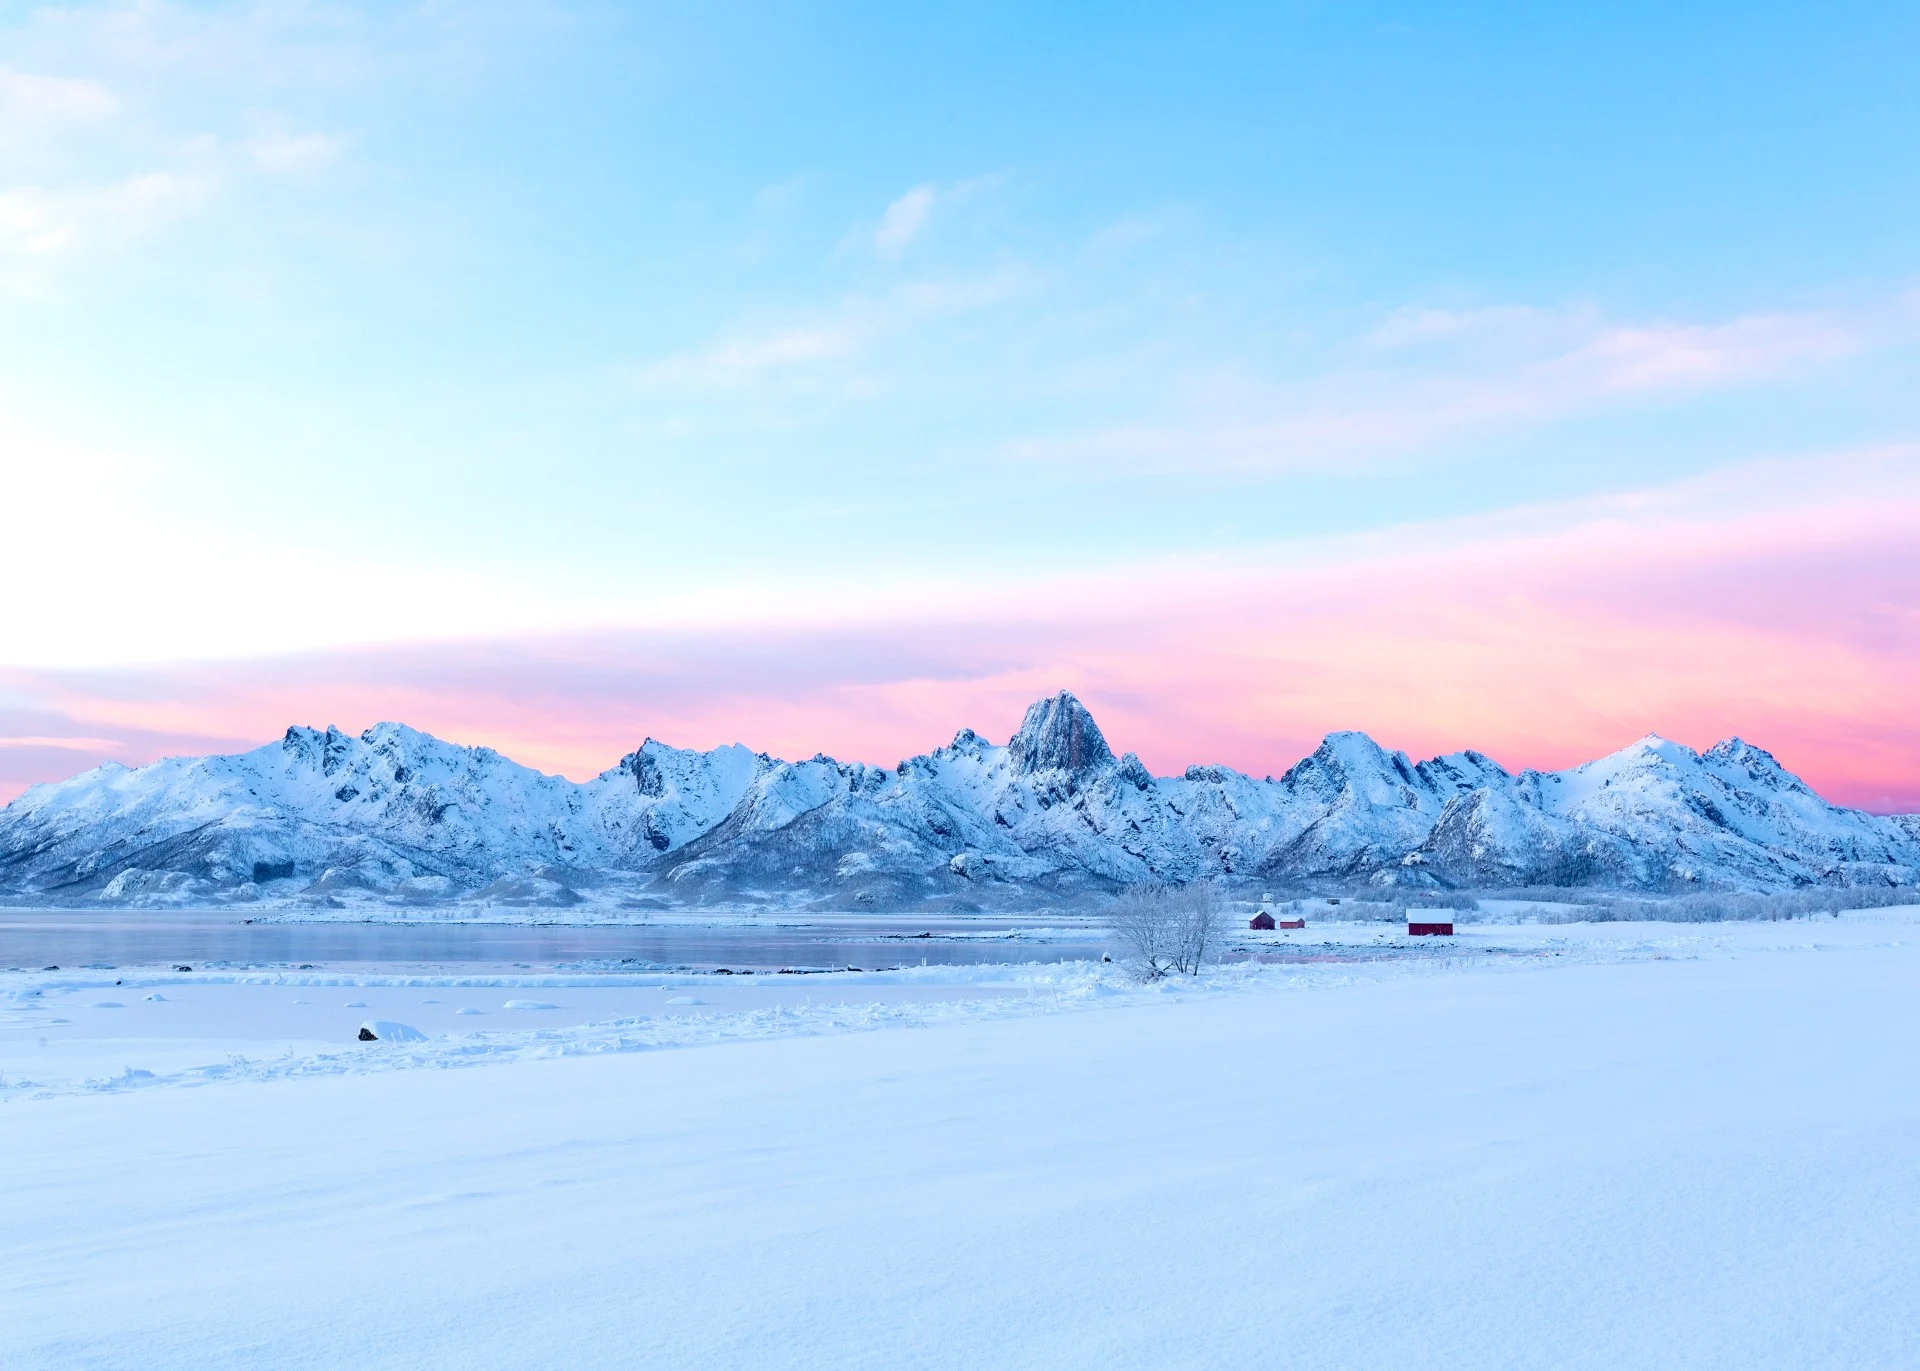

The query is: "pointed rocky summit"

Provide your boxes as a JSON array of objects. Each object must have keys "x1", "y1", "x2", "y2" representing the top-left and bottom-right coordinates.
[{"x1": 1007, "y1": 691, "x2": 1115, "y2": 777}]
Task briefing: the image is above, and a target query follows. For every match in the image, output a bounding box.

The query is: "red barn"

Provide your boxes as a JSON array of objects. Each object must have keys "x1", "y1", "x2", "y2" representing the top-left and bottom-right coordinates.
[
  {"x1": 1278, "y1": 918, "x2": 1306, "y2": 930},
  {"x1": 1408, "y1": 919, "x2": 1454, "y2": 936},
  {"x1": 1249, "y1": 911, "x2": 1276, "y2": 930}
]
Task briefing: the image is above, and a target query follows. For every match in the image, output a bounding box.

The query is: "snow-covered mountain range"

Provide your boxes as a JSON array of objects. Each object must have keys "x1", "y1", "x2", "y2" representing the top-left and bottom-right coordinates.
[{"x1": 2, "y1": 692, "x2": 1915, "y2": 909}]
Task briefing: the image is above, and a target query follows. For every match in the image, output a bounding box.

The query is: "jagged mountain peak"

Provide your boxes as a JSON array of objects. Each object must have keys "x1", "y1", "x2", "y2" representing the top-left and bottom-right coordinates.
[
  {"x1": 1702, "y1": 737, "x2": 1801, "y2": 785},
  {"x1": 605, "y1": 736, "x2": 671, "y2": 781},
  {"x1": 1282, "y1": 731, "x2": 1419, "y2": 796},
  {"x1": 1553, "y1": 733, "x2": 1701, "y2": 785},
  {"x1": 1007, "y1": 691, "x2": 1115, "y2": 778},
  {"x1": 279, "y1": 720, "x2": 442, "y2": 765},
  {"x1": 1624, "y1": 733, "x2": 1694, "y2": 762},
  {"x1": 3, "y1": 704, "x2": 1916, "y2": 906},
  {"x1": 1418, "y1": 749, "x2": 1513, "y2": 792},
  {"x1": 357, "y1": 720, "x2": 481, "y2": 757},
  {"x1": 1314, "y1": 730, "x2": 1406, "y2": 766}
]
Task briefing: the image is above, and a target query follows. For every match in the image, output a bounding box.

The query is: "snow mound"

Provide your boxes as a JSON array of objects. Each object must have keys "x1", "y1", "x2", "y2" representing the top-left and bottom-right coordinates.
[{"x1": 502, "y1": 1000, "x2": 557, "y2": 1010}]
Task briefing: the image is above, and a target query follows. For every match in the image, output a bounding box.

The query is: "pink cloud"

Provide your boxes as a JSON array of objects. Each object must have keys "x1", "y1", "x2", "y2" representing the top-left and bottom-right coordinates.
[{"x1": 4, "y1": 457, "x2": 1918, "y2": 814}]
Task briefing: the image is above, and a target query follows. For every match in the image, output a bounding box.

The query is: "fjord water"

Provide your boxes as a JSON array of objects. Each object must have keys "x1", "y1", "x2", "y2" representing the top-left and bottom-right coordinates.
[{"x1": 0, "y1": 909, "x2": 1109, "y2": 973}]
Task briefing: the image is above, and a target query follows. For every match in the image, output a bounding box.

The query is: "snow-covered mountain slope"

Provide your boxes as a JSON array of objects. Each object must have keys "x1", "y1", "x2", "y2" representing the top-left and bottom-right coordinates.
[
  {"x1": 1503, "y1": 735, "x2": 1920, "y2": 888},
  {"x1": 1, "y1": 692, "x2": 1915, "y2": 908},
  {"x1": 0, "y1": 725, "x2": 765, "y2": 907}
]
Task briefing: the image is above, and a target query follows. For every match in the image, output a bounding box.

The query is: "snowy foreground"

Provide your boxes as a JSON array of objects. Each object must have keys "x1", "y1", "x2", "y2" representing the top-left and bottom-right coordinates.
[{"x1": 7, "y1": 915, "x2": 1920, "y2": 1368}]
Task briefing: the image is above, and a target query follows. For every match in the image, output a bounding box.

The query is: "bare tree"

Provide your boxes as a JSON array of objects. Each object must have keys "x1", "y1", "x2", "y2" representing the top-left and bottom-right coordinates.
[
  {"x1": 1110, "y1": 882, "x2": 1177, "y2": 980},
  {"x1": 1169, "y1": 881, "x2": 1228, "y2": 975},
  {"x1": 1109, "y1": 881, "x2": 1227, "y2": 980}
]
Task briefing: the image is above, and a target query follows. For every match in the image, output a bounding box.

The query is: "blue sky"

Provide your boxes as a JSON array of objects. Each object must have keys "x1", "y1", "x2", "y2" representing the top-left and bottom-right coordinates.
[{"x1": 3, "y1": 1, "x2": 1919, "y2": 805}]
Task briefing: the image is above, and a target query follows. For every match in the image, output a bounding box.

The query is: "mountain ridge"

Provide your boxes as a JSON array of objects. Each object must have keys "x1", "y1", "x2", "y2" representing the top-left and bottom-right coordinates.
[{"x1": 2, "y1": 690, "x2": 1915, "y2": 909}]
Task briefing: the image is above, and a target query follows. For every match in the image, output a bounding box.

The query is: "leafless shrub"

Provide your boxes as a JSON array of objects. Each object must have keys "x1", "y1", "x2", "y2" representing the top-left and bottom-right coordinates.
[
  {"x1": 1174, "y1": 882, "x2": 1230, "y2": 974},
  {"x1": 1110, "y1": 884, "x2": 1178, "y2": 980},
  {"x1": 1110, "y1": 881, "x2": 1228, "y2": 979}
]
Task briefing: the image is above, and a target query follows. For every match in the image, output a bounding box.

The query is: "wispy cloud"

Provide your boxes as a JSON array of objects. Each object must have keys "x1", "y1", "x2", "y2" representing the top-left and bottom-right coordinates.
[
  {"x1": 0, "y1": 67, "x2": 117, "y2": 124},
  {"x1": 635, "y1": 268, "x2": 1028, "y2": 387},
  {"x1": 1010, "y1": 298, "x2": 1911, "y2": 472},
  {"x1": 246, "y1": 126, "x2": 345, "y2": 172},
  {"x1": 0, "y1": 735, "x2": 128, "y2": 752},
  {"x1": 874, "y1": 184, "x2": 935, "y2": 255},
  {"x1": 641, "y1": 320, "x2": 868, "y2": 385},
  {"x1": 1548, "y1": 310, "x2": 1859, "y2": 394},
  {"x1": 754, "y1": 175, "x2": 806, "y2": 215},
  {"x1": 12, "y1": 0, "x2": 548, "y2": 91},
  {"x1": 864, "y1": 176, "x2": 1003, "y2": 258},
  {"x1": 0, "y1": 171, "x2": 208, "y2": 262},
  {"x1": 0, "y1": 0, "x2": 515, "y2": 288},
  {"x1": 1085, "y1": 209, "x2": 1185, "y2": 258}
]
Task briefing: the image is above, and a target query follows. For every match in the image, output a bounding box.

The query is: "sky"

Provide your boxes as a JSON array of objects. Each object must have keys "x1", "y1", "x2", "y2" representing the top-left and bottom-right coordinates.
[{"x1": 2, "y1": 0, "x2": 1918, "y2": 810}]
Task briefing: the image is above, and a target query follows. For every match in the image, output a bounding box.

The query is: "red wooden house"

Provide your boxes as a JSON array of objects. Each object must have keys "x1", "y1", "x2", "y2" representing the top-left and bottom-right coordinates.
[{"x1": 1249, "y1": 911, "x2": 1276, "y2": 930}]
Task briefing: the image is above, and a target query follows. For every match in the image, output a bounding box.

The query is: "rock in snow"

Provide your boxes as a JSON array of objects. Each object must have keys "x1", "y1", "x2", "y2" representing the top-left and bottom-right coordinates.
[
  {"x1": 359, "y1": 1021, "x2": 427, "y2": 1043},
  {"x1": 1, "y1": 692, "x2": 1915, "y2": 906}
]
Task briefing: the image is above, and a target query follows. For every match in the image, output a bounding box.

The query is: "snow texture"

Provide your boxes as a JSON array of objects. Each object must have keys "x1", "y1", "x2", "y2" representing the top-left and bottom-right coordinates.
[
  {"x1": 3, "y1": 692, "x2": 1916, "y2": 909},
  {"x1": 4, "y1": 914, "x2": 1919, "y2": 1368}
]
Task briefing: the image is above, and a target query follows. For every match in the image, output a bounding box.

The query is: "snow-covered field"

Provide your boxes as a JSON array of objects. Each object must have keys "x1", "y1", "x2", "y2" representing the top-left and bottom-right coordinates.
[{"x1": 7, "y1": 912, "x2": 1920, "y2": 1367}]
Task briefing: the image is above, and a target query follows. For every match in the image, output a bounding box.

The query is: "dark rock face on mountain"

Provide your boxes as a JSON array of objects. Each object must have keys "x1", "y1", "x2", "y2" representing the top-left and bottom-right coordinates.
[
  {"x1": 1, "y1": 694, "x2": 1915, "y2": 909},
  {"x1": 1007, "y1": 692, "x2": 1115, "y2": 779}
]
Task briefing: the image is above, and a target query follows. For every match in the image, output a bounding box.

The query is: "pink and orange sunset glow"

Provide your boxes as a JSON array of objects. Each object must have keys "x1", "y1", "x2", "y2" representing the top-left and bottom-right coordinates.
[{"x1": 8, "y1": 447, "x2": 1915, "y2": 811}]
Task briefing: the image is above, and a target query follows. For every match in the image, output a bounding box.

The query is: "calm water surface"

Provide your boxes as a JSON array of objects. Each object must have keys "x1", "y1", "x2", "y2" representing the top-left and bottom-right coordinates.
[{"x1": 0, "y1": 910, "x2": 1111, "y2": 973}]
